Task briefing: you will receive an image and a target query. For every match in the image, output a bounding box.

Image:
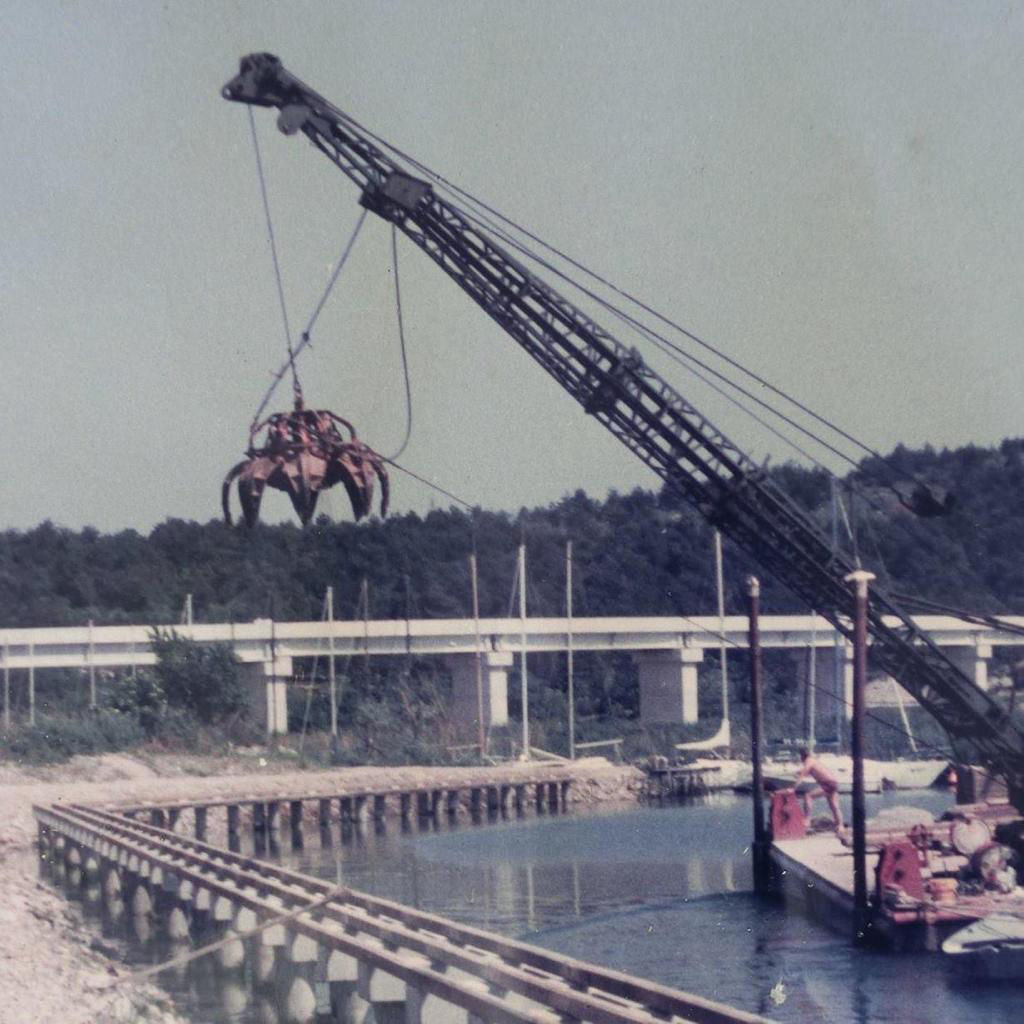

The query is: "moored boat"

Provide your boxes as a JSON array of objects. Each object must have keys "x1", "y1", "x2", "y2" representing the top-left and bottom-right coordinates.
[{"x1": 942, "y1": 912, "x2": 1024, "y2": 981}]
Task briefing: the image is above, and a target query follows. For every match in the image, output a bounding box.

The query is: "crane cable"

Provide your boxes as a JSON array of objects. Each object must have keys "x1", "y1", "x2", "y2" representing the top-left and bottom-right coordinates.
[
  {"x1": 248, "y1": 107, "x2": 299, "y2": 405},
  {"x1": 249, "y1": 209, "x2": 368, "y2": 430},
  {"x1": 342, "y1": 107, "x2": 945, "y2": 501},
  {"x1": 385, "y1": 224, "x2": 414, "y2": 461}
]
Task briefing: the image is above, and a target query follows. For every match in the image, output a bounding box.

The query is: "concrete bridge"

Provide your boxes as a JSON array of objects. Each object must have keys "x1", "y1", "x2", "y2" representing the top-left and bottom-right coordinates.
[{"x1": 3, "y1": 613, "x2": 1022, "y2": 736}]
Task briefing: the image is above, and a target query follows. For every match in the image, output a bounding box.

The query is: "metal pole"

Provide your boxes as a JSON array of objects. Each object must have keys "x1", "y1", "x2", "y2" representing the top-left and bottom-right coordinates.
[
  {"x1": 746, "y1": 576, "x2": 768, "y2": 893},
  {"x1": 88, "y1": 619, "x2": 96, "y2": 710},
  {"x1": 269, "y1": 613, "x2": 277, "y2": 739},
  {"x1": 566, "y1": 540, "x2": 575, "y2": 761},
  {"x1": 361, "y1": 577, "x2": 370, "y2": 679},
  {"x1": 807, "y1": 612, "x2": 817, "y2": 753},
  {"x1": 327, "y1": 587, "x2": 337, "y2": 738},
  {"x1": 28, "y1": 638, "x2": 35, "y2": 727},
  {"x1": 832, "y1": 479, "x2": 844, "y2": 751},
  {"x1": 3, "y1": 639, "x2": 9, "y2": 730},
  {"x1": 185, "y1": 593, "x2": 193, "y2": 627},
  {"x1": 518, "y1": 542, "x2": 530, "y2": 760},
  {"x1": 470, "y1": 553, "x2": 486, "y2": 756},
  {"x1": 714, "y1": 530, "x2": 729, "y2": 746},
  {"x1": 846, "y1": 568, "x2": 875, "y2": 941}
]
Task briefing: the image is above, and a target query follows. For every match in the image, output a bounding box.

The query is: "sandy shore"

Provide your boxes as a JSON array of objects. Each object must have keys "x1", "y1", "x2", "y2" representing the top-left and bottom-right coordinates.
[{"x1": 0, "y1": 752, "x2": 642, "y2": 1024}]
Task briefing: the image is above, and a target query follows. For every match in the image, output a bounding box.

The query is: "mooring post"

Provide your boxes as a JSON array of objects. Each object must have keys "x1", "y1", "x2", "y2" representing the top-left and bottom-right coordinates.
[
  {"x1": 746, "y1": 576, "x2": 769, "y2": 893},
  {"x1": 847, "y1": 569, "x2": 875, "y2": 942},
  {"x1": 227, "y1": 804, "x2": 240, "y2": 844}
]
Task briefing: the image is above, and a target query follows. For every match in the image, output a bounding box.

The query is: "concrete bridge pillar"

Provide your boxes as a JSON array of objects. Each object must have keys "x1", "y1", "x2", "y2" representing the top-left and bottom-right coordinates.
[
  {"x1": 947, "y1": 642, "x2": 992, "y2": 690},
  {"x1": 447, "y1": 651, "x2": 512, "y2": 742},
  {"x1": 791, "y1": 644, "x2": 855, "y2": 726},
  {"x1": 636, "y1": 649, "x2": 704, "y2": 724},
  {"x1": 242, "y1": 656, "x2": 292, "y2": 736}
]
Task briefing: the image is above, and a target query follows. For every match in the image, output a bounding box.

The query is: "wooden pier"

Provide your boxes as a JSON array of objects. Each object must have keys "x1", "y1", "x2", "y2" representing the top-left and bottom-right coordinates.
[
  {"x1": 35, "y1": 775, "x2": 769, "y2": 1024},
  {"x1": 644, "y1": 763, "x2": 723, "y2": 799}
]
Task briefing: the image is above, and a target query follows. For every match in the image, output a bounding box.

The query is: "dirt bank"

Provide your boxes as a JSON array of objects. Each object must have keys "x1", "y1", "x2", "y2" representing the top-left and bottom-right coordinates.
[{"x1": 0, "y1": 753, "x2": 643, "y2": 1024}]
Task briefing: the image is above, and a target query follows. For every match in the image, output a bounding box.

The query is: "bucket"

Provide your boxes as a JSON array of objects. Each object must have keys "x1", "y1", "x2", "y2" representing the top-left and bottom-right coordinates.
[{"x1": 929, "y1": 877, "x2": 958, "y2": 904}]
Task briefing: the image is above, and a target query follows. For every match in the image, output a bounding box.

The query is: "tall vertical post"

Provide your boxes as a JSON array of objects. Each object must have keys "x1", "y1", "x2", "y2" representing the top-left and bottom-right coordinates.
[
  {"x1": 846, "y1": 569, "x2": 874, "y2": 941},
  {"x1": 806, "y1": 613, "x2": 817, "y2": 753},
  {"x1": 746, "y1": 576, "x2": 768, "y2": 893},
  {"x1": 327, "y1": 587, "x2": 337, "y2": 738},
  {"x1": 3, "y1": 639, "x2": 9, "y2": 731},
  {"x1": 269, "y1": 613, "x2": 278, "y2": 738},
  {"x1": 87, "y1": 619, "x2": 97, "y2": 710},
  {"x1": 28, "y1": 638, "x2": 36, "y2": 727},
  {"x1": 566, "y1": 540, "x2": 575, "y2": 761},
  {"x1": 469, "y1": 553, "x2": 486, "y2": 756},
  {"x1": 714, "y1": 530, "x2": 730, "y2": 746},
  {"x1": 361, "y1": 577, "x2": 370, "y2": 679},
  {"x1": 831, "y1": 479, "x2": 844, "y2": 750},
  {"x1": 518, "y1": 542, "x2": 530, "y2": 760},
  {"x1": 185, "y1": 593, "x2": 193, "y2": 627}
]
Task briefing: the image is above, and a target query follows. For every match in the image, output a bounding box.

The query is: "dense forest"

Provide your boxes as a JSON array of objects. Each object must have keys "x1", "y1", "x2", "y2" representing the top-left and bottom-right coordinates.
[
  {"x1": 2, "y1": 438, "x2": 1023, "y2": 762},
  {"x1": 2, "y1": 439, "x2": 1022, "y2": 628}
]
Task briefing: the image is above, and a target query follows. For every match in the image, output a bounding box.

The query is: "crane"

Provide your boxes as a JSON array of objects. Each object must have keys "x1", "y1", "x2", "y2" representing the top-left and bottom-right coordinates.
[{"x1": 222, "y1": 53, "x2": 1024, "y2": 807}]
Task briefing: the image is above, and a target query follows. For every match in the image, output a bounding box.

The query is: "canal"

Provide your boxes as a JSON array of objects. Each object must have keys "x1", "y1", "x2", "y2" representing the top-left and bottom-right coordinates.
[{"x1": 83, "y1": 789, "x2": 1020, "y2": 1022}]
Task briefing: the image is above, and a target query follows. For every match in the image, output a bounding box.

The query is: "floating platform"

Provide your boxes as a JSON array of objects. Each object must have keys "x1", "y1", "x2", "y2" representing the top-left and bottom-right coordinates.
[{"x1": 770, "y1": 802, "x2": 1024, "y2": 951}]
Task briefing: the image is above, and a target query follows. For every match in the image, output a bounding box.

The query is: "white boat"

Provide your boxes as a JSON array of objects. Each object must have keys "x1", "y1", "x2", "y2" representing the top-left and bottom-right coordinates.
[
  {"x1": 875, "y1": 758, "x2": 949, "y2": 790},
  {"x1": 942, "y1": 912, "x2": 1024, "y2": 980},
  {"x1": 748, "y1": 752, "x2": 884, "y2": 794}
]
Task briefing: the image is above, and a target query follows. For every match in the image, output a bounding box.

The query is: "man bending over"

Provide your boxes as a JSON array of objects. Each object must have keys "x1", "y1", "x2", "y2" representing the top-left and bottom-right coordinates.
[{"x1": 794, "y1": 748, "x2": 843, "y2": 831}]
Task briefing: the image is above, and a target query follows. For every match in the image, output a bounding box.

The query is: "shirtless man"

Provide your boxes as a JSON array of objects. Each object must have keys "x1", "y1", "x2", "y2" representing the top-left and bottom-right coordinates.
[{"x1": 794, "y1": 748, "x2": 843, "y2": 830}]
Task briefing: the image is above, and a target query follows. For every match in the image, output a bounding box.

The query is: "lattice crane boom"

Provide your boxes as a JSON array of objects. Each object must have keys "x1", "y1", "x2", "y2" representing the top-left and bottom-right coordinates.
[{"x1": 223, "y1": 53, "x2": 1024, "y2": 801}]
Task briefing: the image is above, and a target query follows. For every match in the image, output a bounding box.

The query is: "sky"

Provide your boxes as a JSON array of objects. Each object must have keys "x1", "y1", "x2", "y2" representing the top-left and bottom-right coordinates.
[{"x1": 2, "y1": 1, "x2": 1022, "y2": 533}]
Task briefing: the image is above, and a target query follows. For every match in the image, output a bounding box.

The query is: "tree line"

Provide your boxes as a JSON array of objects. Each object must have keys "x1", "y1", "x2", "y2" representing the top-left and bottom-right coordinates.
[{"x1": 2, "y1": 438, "x2": 1022, "y2": 630}]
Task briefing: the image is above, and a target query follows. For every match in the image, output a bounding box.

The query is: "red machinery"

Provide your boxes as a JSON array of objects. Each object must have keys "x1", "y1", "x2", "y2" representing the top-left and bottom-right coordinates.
[{"x1": 222, "y1": 398, "x2": 388, "y2": 527}]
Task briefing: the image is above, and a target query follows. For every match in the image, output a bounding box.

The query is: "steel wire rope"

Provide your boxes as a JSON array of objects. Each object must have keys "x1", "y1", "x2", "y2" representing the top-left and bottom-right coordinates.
[
  {"x1": 341, "y1": 115, "x2": 868, "y2": 460},
  {"x1": 383, "y1": 458, "x2": 475, "y2": 511},
  {"x1": 441, "y1": 188, "x2": 910, "y2": 539},
  {"x1": 350, "y1": 112, "x2": 930, "y2": 493},
  {"x1": 324, "y1": 103, "x2": 975, "y2": 599},
  {"x1": 344, "y1": 108, "x2": 961, "y2": 533},
  {"x1": 321, "y1": 105, "x2": 924, "y2": 539},
  {"x1": 248, "y1": 107, "x2": 298, "y2": 401},
  {"x1": 439, "y1": 196, "x2": 913, "y2": 527},
  {"x1": 297, "y1": 592, "x2": 331, "y2": 756},
  {"x1": 385, "y1": 224, "x2": 414, "y2": 461},
  {"x1": 414, "y1": 180, "x2": 859, "y2": 479},
  {"x1": 423, "y1": 188, "x2": 916, "y2": 530},
  {"x1": 250, "y1": 209, "x2": 369, "y2": 429}
]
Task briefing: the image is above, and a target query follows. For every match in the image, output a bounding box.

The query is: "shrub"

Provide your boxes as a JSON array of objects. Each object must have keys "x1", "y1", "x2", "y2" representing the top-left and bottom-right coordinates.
[
  {"x1": 0, "y1": 710, "x2": 145, "y2": 764},
  {"x1": 148, "y1": 629, "x2": 247, "y2": 722}
]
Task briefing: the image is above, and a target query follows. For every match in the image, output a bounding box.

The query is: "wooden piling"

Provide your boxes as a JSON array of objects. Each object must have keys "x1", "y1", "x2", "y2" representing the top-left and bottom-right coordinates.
[{"x1": 747, "y1": 576, "x2": 769, "y2": 893}]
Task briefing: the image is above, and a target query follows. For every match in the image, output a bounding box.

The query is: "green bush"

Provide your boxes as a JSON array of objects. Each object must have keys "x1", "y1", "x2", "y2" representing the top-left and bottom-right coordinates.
[
  {"x1": 107, "y1": 671, "x2": 167, "y2": 736},
  {"x1": 0, "y1": 711, "x2": 145, "y2": 764},
  {"x1": 148, "y1": 629, "x2": 247, "y2": 722}
]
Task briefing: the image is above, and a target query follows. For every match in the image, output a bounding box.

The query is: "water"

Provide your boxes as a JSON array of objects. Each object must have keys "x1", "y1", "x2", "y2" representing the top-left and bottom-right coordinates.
[{"x1": 62, "y1": 790, "x2": 1021, "y2": 1023}]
